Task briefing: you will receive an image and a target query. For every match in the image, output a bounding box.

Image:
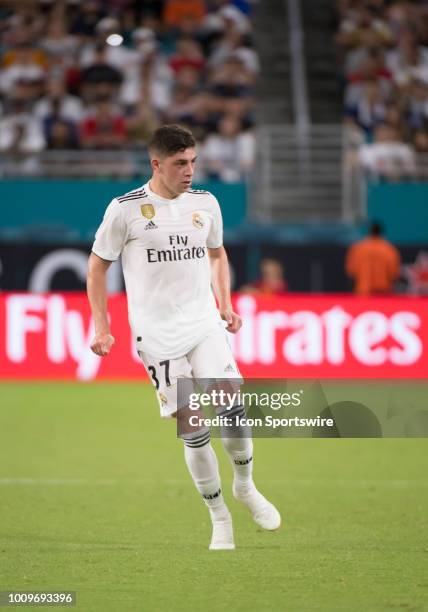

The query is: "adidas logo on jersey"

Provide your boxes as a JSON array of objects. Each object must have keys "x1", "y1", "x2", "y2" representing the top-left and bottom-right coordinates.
[
  {"x1": 144, "y1": 220, "x2": 158, "y2": 230},
  {"x1": 224, "y1": 364, "x2": 235, "y2": 372}
]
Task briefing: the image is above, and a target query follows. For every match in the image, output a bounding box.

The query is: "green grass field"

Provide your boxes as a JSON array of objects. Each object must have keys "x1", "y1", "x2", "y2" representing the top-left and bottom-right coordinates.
[{"x1": 1, "y1": 382, "x2": 427, "y2": 612}]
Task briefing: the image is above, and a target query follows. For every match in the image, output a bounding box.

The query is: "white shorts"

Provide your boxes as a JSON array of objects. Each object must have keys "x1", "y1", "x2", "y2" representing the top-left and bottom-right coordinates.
[{"x1": 139, "y1": 326, "x2": 241, "y2": 418}]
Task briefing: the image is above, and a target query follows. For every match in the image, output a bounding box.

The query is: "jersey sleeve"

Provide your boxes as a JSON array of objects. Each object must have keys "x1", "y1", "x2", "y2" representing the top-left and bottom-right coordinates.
[
  {"x1": 206, "y1": 194, "x2": 223, "y2": 249},
  {"x1": 92, "y1": 198, "x2": 127, "y2": 261}
]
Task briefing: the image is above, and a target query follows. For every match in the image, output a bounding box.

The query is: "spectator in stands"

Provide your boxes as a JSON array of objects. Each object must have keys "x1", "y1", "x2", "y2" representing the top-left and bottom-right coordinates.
[
  {"x1": 386, "y1": 29, "x2": 428, "y2": 89},
  {"x1": 163, "y1": 0, "x2": 206, "y2": 29},
  {"x1": 46, "y1": 118, "x2": 79, "y2": 150},
  {"x1": 80, "y1": 99, "x2": 126, "y2": 149},
  {"x1": 211, "y1": 0, "x2": 253, "y2": 16},
  {"x1": 217, "y1": 4, "x2": 251, "y2": 35},
  {"x1": 337, "y1": 8, "x2": 393, "y2": 77},
  {"x1": 386, "y1": 1, "x2": 416, "y2": 38},
  {"x1": 406, "y1": 79, "x2": 428, "y2": 132},
  {"x1": 209, "y1": 27, "x2": 260, "y2": 74},
  {"x1": 168, "y1": 90, "x2": 220, "y2": 140},
  {"x1": 2, "y1": 13, "x2": 33, "y2": 50},
  {"x1": 202, "y1": 113, "x2": 255, "y2": 181},
  {"x1": 240, "y1": 258, "x2": 288, "y2": 296},
  {"x1": 0, "y1": 85, "x2": 45, "y2": 153},
  {"x1": 161, "y1": 66, "x2": 203, "y2": 124},
  {"x1": 384, "y1": 101, "x2": 406, "y2": 131},
  {"x1": 166, "y1": 83, "x2": 199, "y2": 122},
  {"x1": 345, "y1": 48, "x2": 393, "y2": 106},
  {"x1": 40, "y1": 17, "x2": 79, "y2": 65},
  {"x1": 210, "y1": 54, "x2": 255, "y2": 96},
  {"x1": 169, "y1": 37, "x2": 206, "y2": 75},
  {"x1": 120, "y1": 28, "x2": 173, "y2": 112},
  {"x1": 358, "y1": 122, "x2": 417, "y2": 180},
  {"x1": 80, "y1": 44, "x2": 123, "y2": 103},
  {"x1": 346, "y1": 222, "x2": 401, "y2": 295},
  {"x1": 1, "y1": 39, "x2": 47, "y2": 72},
  {"x1": 352, "y1": 46, "x2": 392, "y2": 83},
  {"x1": 162, "y1": 13, "x2": 204, "y2": 45},
  {"x1": 336, "y1": 2, "x2": 392, "y2": 50},
  {"x1": 120, "y1": 7, "x2": 138, "y2": 48},
  {"x1": 0, "y1": 44, "x2": 46, "y2": 99},
  {"x1": 132, "y1": 26, "x2": 159, "y2": 57},
  {"x1": 344, "y1": 77, "x2": 388, "y2": 137},
  {"x1": 209, "y1": 55, "x2": 255, "y2": 125},
  {"x1": 175, "y1": 64, "x2": 201, "y2": 91},
  {"x1": 408, "y1": 79, "x2": 428, "y2": 152},
  {"x1": 34, "y1": 78, "x2": 84, "y2": 125},
  {"x1": 205, "y1": 4, "x2": 255, "y2": 71},
  {"x1": 80, "y1": 17, "x2": 135, "y2": 91},
  {"x1": 413, "y1": 125, "x2": 428, "y2": 152},
  {"x1": 70, "y1": 1, "x2": 105, "y2": 39},
  {"x1": 126, "y1": 101, "x2": 159, "y2": 148}
]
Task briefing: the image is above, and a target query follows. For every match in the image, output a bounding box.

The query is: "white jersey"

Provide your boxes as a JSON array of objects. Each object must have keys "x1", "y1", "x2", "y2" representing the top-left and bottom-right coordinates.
[{"x1": 92, "y1": 181, "x2": 223, "y2": 359}]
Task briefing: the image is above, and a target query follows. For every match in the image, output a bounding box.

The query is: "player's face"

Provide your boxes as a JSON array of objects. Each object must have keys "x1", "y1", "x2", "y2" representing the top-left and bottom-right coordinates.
[{"x1": 158, "y1": 148, "x2": 196, "y2": 195}]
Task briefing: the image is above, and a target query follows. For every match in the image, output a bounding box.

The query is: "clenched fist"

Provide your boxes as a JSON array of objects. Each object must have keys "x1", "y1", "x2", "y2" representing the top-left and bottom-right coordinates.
[
  {"x1": 90, "y1": 333, "x2": 115, "y2": 356},
  {"x1": 220, "y1": 309, "x2": 242, "y2": 334}
]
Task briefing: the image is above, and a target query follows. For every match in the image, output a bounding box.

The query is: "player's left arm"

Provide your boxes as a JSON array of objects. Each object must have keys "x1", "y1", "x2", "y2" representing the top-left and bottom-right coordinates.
[{"x1": 208, "y1": 246, "x2": 242, "y2": 334}]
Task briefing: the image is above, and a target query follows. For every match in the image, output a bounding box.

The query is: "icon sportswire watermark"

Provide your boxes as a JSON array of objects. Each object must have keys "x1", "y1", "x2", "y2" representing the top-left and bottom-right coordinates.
[{"x1": 176, "y1": 379, "x2": 428, "y2": 438}]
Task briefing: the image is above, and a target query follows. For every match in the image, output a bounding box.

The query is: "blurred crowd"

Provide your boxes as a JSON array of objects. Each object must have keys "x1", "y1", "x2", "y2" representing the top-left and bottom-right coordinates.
[
  {"x1": 336, "y1": 0, "x2": 428, "y2": 179},
  {"x1": 0, "y1": 0, "x2": 258, "y2": 181}
]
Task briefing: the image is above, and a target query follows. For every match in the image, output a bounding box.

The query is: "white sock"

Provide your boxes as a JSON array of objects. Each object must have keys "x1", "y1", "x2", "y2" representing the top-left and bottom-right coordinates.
[
  {"x1": 183, "y1": 431, "x2": 230, "y2": 522},
  {"x1": 219, "y1": 405, "x2": 254, "y2": 493}
]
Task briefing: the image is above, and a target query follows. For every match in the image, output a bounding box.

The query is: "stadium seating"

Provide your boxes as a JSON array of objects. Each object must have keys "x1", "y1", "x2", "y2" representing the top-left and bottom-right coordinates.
[{"x1": 0, "y1": 0, "x2": 257, "y2": 181}]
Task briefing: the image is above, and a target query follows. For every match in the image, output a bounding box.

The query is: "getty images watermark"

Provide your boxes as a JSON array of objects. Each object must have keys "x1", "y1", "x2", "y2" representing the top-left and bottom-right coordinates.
[
  {"x1": 186, "y1": 388, "x2": 334, "y2": 431},
  {"x1": 176, "y1": 379, "x2": 428, "y2": 438}
]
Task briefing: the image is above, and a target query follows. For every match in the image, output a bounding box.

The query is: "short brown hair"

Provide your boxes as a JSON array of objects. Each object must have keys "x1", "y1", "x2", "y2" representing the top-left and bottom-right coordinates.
[{"x1": 148, "y1": 124, "x2": 196, "y2": 158}]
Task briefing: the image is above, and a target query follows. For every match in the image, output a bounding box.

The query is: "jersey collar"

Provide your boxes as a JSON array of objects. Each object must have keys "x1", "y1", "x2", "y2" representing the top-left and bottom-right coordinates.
[{"x1": 144, "y1": 181, "x2": 187, "y2": 206}]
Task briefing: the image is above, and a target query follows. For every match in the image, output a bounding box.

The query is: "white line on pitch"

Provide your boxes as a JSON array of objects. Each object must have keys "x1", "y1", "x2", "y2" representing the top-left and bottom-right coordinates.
[
  {"x1": 0, "y1": 478, "x2": 181, "y2": 486},
  {"x1": 0, "y1": 478, "x2": 427, "y2": 487}
]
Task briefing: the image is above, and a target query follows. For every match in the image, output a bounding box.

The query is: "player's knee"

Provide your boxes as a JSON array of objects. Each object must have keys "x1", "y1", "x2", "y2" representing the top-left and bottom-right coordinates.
[
  {"x1": 217, "y1": 403, "x2": 246, "y2": 422},
  {"x1": 181, "y1": 427, "x2": 210, "y2": 448}
]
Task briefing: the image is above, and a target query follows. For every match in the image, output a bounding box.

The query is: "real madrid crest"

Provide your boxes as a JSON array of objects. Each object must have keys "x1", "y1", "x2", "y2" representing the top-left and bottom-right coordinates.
[
  {"x1": 141, "y1": 203, "x2": 155, "y2": 219},
  {"x1": 159, "y1": 392, "x2": 168, "y2": 405},
  {"x1": 192, "y1": 212, "x2": 204, "y2": 229}
]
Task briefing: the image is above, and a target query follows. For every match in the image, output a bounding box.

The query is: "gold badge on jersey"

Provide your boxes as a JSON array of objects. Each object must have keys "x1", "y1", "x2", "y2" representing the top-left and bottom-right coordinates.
[
  {"x1": 159, "y1": 392, "x2": 168, "y2": 405},
  {"x1": 141, "y1": 204, "x2": 155, "y2": 219},
  {"x1": 192, "y1": 212, "x2": 204, "y2": 229}
]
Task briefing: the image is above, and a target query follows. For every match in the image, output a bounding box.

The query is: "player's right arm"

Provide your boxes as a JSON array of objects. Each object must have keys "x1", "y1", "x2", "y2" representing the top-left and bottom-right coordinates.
[
  {"x1": 87, "y1": 198, "x2": 128, "y2": 356},
  {"x1": 87, "y1": 253, "x2": 115, "y2": 356}
]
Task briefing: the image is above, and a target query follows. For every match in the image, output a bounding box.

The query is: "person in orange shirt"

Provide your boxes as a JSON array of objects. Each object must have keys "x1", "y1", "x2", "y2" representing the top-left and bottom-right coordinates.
[
  {"x1": 346, "y1": 222, "x2": 401, "y2": 295},
  {"x1": 163, "y1": 0, "x2": 206, "y2": 28}
]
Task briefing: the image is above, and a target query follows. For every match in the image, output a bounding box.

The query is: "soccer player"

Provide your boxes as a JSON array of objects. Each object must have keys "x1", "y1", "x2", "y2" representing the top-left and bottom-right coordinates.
[{"x1": 87, "y1": 125, "x2": 280, "y2": 550}]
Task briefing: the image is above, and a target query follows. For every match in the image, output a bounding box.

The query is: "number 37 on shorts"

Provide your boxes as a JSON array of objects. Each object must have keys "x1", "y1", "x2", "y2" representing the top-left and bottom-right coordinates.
[{"x1": 137, "y1": 330, "x2": 241, "y2": 418}]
